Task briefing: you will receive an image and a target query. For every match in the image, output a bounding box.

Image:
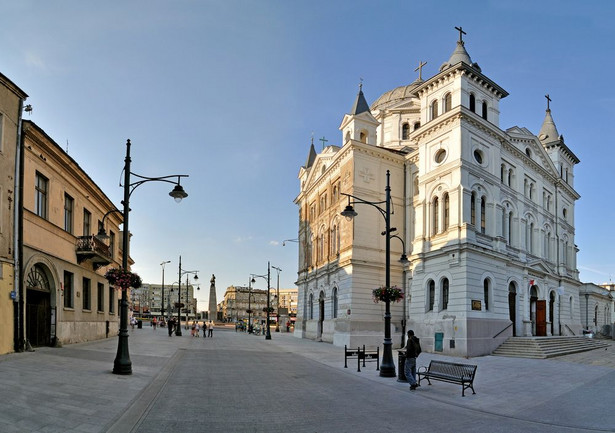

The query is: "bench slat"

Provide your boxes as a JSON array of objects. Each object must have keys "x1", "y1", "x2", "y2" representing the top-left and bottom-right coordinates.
[{"x1": 417, "y1": 360, "x2": 477, "y2": 396}]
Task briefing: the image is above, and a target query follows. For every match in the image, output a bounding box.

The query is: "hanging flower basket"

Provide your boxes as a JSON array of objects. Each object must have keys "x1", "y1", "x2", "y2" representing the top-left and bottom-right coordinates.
[
  {"x1": 372, "y1": 286, "x2": 404, "y2": 303},
  {"x1": 104, "y1": 268, "x2": 142, "y2": 289},
  {"x1": 262, "y1": 307, "x2": 275, "y2": 313}
]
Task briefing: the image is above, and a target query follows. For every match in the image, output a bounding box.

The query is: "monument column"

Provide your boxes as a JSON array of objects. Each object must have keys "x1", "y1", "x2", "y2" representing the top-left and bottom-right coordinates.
[{"x1": 208, "y1": 274, "x2": 217, "y2": 321}]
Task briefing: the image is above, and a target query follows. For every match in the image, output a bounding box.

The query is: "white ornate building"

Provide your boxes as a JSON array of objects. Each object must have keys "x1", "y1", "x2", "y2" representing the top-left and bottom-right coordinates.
[{"x1": 294, "y1": 33, "x2": 583, "y2": 357}]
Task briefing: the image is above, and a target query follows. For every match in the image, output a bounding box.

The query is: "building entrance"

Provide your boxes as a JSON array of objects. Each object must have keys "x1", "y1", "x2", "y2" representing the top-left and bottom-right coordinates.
[{"x1": 25, "y1": 264, "x2": 55, "y2": 347}]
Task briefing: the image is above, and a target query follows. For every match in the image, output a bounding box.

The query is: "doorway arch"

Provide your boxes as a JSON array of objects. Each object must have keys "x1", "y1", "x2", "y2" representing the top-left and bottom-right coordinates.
[
  {"x1": 25, "y1": 263, "x2": 56, "y2": 347},
  {"x1": 508, "y1": 282, "x2": 517, "y2": 336}
]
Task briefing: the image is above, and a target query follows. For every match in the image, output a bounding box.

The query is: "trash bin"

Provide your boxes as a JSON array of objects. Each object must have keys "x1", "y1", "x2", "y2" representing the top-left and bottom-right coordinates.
[
  {"x1": 137, "y1": 320, "x2": 142, "y2": 329},
  {"x1": 397, "y1": 350, "x2": 407, "y2": 382}
]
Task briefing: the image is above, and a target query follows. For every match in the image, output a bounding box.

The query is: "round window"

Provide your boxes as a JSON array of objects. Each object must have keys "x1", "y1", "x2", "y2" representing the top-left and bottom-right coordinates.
[
  {"x1": 435, "y1": 149, "x2": 447, "y2": 164},
  {"x1": 473, "y1": 149, "x2": 483, "y2": 164}
]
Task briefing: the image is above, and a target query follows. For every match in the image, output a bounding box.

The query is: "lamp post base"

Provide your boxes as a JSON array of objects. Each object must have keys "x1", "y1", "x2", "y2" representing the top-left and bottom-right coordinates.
[
  {"x1": 113, "y1": 332, "x2": 132, "y2": 375},
  {"x1": 379, "y1": 340, "x2": 396, "y2": 378}
]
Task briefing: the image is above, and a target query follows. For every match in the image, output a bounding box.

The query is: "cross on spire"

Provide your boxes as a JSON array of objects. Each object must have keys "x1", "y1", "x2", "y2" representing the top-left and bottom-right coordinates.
[
  {"x1": 319, "y1": 136, "x2": 328, "y2": 150},
  {"x1": 455, "y1": 26, "x2": 466, "y2": 43},
  {"x1": 359, "y1": 77, "x2": 363, "y2": 92},
  {"x1": 545, "y1": 94, "x2": 552, "y2": 111},
  {"x1": 414, "y1": 60, "x2": 427, "y2": 81}
]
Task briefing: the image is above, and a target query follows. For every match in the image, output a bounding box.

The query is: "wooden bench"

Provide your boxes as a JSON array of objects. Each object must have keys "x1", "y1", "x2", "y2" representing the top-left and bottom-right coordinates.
[
  {"x1": 417, "y1": 360, "x2": 477, "y2": 396},
  {"x1": 344, "y1": 345, "x2": 380, "y2": 372}
]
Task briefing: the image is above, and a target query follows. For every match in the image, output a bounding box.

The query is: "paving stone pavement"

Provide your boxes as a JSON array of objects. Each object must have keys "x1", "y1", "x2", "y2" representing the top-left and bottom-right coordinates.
[{"x1": 1, "y1": 325, "x2": 614, "y2": 432}]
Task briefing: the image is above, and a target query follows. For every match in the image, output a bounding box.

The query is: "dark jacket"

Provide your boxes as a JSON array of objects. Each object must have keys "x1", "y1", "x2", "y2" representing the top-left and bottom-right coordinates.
[{"x1": 405, "y1": 336, "x2": 421, "y2": 358}]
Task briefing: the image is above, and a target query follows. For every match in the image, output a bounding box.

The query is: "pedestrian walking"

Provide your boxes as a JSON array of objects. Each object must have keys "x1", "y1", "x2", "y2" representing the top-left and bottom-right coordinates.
[
  {"x1": 208, "y1": 320, "x2": 214, "y2": 337},
  {"x1": 405, "y1": 330, "x2": 422, "y2": 390},
  {"x1": 130, "y1": 316, "x2": 136, "y2": 330},
  {"x1": 152, "y1": 317, "x2": 157, "y2": 330},
  {"x1": 168, "y1": 318, "x2": 175, "y2": 336},
  {"x1": 195, "y1": 322, "x2": 200, "y2": 337},
  {"x1": 202, "y1": 321, "x2": 207, "y2": 338}
]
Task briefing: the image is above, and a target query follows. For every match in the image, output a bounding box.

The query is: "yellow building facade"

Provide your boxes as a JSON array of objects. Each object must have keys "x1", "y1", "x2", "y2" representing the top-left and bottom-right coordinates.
[
  {"x1": 0, "y1": 72, "x2": 27, "y2": 355},
  {"x1": 21, "y1": 120, "x2": 124, "y2": 347}
]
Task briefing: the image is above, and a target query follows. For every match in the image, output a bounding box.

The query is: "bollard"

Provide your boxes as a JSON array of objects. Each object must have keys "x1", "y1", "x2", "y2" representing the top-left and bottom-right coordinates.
[{"x1": 397, "y1": 350, "x2": 407, "y2": 382}]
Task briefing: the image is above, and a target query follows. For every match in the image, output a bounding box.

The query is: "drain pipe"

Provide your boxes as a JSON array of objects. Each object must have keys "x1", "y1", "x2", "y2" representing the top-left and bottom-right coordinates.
[
  {"x1": 401, "y1": 162, "x2": 408, "y2": 348},
  {"x1": 13, "y1": 100, "x2": 24, "y2": 352}
]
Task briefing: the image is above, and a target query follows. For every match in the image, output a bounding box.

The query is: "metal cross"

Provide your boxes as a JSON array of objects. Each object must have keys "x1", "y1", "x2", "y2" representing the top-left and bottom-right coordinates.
[
  {"x1": 455, "y1": 26, "x2": 466, "y2": 42},
  {"x1": 414, "y1": 60, "x2": 427, "y2": 81},
  {"x1": 545, "y1": 94, "x2": 551, "y2": 110},
  {"x1": 319, "y1": 136, "x2": 328, "y2": 150},
  {"x1": 359, "y1": 77, "x2": 363, "y2": 91}
]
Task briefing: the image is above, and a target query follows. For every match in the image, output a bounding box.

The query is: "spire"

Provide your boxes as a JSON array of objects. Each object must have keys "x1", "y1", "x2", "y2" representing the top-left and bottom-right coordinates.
[
  {"x1": 538, "y1": 95, "x2": 560, "y2": 143},
  {"x1": 304, "y1": 135, "x2": 317, "y2": 168},
  {"x1": 440, "y1": 26, "x2": 480, "y2": 72},
  {"x1": 349, "y1": 80, "x2": 370, "y2": 115}
]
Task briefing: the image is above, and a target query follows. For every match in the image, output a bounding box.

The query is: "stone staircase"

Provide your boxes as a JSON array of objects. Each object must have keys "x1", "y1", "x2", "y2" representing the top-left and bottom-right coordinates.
[{"x1": 492, "y1": 336, "x2": 609, "y2": 359}]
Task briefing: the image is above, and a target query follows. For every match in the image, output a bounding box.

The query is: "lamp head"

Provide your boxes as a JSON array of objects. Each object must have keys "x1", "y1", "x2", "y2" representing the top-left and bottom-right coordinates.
[
  {"x1": 193, "y1": 274, "x2": 199, "y2": 281},
  {"x1": 169, "y1": 184, "x2": 188, "y2": 203},
  {"x1": 341, "y1": 204, "x2": 357, "y2": 221},
  {"x1": 399, "y1": 254, "x2": 410, "y2": 266},
  {"x1": 95, "y1": 225, "x2": 109, "y2": 241}
]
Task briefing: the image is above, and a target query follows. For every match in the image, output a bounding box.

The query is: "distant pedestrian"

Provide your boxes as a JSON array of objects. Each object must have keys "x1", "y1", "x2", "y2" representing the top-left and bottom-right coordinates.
[
  {"x1": 152, "y1": 317, "x2": 157, "y2": 330},
  {"x1": 286, "y1": 321, "x2": 290, "y2": 332},
  {"x1": 208, "y1": 320, "x2": 214, "y2": 337},
  {"x1": 130, "y1": 316, "x2": 136, "y2": 330},
  {"x1": 202, "y1": 322, "x2": 207, "y2": 338},
  {"x1": 405, "y1": 330, "x2": 422, "y2": 390},
  {"x1": 195, "y1": 322, "x2": 200, "y2": 337},
  {"x1": 168, "y1": 318, "x2": 175, "y2": 336}
]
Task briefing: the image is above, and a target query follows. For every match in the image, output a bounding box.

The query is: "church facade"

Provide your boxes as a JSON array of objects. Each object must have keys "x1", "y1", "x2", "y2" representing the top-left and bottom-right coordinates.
[{"x1": 294, "y1": 34, "x2": 583, "y2": 357}]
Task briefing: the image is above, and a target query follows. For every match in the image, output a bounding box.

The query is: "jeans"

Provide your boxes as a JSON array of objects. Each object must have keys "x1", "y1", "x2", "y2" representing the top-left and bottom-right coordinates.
[{"x1": 405, "y1": 356, "x2": 417, "y2": 386}]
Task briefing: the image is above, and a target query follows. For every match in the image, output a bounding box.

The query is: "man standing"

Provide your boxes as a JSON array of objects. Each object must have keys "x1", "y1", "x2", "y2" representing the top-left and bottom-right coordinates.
[
  {"x1": 208, "y1": 320, "x2": 214, "y2": 337},
  {"x1": 405, "y1": 330, "x2": 422, "y2": 390}
]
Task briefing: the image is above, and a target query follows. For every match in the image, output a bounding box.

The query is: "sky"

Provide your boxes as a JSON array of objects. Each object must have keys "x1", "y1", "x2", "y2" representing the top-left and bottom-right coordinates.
[{"x1": 2, "y1": 0, "x2": 615, "y2": 310}]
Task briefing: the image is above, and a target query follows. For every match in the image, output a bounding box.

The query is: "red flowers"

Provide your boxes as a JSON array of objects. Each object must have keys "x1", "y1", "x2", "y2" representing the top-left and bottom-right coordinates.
[
  {"x1": 372, "y1": 286, "x2": 404, "y2": 303},
  {"x1": 104, "y1": 268, "x2": 142, "y2": 289}
]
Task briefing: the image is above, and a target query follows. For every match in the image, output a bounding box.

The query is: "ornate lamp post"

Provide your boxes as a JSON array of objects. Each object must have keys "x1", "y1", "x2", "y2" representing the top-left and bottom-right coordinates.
[
  {"x1": 112, "y1": 139, "x2": 189, "y2": 375},
  {"x1": 246, "y1": 277, "x2": 254, "y2": 333},
  {"x1": 341, "y1": 169, "x2": 400, "y2": 378},
  {"x1": 252, "y1": 263, "x2": 272, "y2": 340},
  {"x1": 272, "y1": 266, "x2": 281, "y2": 332},
  {"x1": 175, "y1": 255, "x2": 198, "y2": 336}
]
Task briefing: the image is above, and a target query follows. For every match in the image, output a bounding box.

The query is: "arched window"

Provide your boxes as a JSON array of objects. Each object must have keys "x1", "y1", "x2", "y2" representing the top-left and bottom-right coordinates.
[
  {"x1": 359, "y1": 131, "x2": 367, "y2": 143},
  {"x1": 402, "y1": 122, "x2": 410, "y2": 140},
  {"x1": 480, "y1": 196, "x2": 486, "y2": 234},
  {"x1": 507, "y1": 169, "x2": 512, "y2": 187},
  {"x1": 544, "y1": 231, "x2": 551, "y2": 261},
  {"x1": 469, "y1": 93, "x2": 476, "y2": 112},
  {"x1": 428, "y1": 280, "x2": 435, "y2": 311},
  {"x1": 430, "y1": 100, "x2": 438, "y2": 120},
  {"x1": 482, "y1": 101, "x2": 488, "y2": 120},
  {"x1": 484, "y1": 279, "x2": 490, "y2": 310},
  {"x1": 563, "y1": 240, "x2": 569, "y2": 267},
  {"x1": 528, "y1": 222, "x2": 534, "y2": 254},
  {"x1": 443, "y1": 193, "x2": 450, "y2": 230},
  {"x1": 471, "y1": 192, "x2": 476, "y2": 226},
  {"x1": 444, "y1": 93, "x2": 452, "y2": 113},
  {"x1": 345, "y1": 131, "x2": 351, "y2": 143},
  {"x1": 501, "y1": 164, "x2": 505, "y2": 183},
  {"x1": 441, "y1": 278, "x2": 449, "y2": 310},
  {"x1": 508, "y1": 211, "x2": 513, "y2": 245},
  {"x1": 569, "y1": 296, "x2": 573, "y2": 320},
  {"x1": 413, "y1": 121, "x2": 421, "y2": 130},
  {"x1": 332, "y1": 287, "x2": 338, "y2": 319},
  {"x1": 432, "y1": 197, "x2": 439, "y2": 235}
]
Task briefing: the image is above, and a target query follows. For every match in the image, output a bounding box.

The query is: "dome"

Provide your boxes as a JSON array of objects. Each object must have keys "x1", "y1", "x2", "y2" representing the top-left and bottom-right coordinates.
[{"x1": 371, "y1": 81, "x2": 421, "y2": 111}]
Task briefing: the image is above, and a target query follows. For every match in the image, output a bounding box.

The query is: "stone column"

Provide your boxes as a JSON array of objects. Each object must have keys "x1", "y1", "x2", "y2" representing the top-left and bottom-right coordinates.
[{"x1": 208, "y1": 274, "x2": 217, "y2": 322}]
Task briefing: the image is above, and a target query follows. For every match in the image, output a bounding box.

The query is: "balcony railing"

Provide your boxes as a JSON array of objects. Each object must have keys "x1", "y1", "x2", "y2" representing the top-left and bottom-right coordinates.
[{"x1": 76, "y1": 235, "x2": 112, "y2": 269}]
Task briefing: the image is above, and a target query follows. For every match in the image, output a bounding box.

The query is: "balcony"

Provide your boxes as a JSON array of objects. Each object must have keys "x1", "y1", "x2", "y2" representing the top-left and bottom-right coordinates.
[{"x1": 76, "y1": 235, "x2": 112, "y2": 269}]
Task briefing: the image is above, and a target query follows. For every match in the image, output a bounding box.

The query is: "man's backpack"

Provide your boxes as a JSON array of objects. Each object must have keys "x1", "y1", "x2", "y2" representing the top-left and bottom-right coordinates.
[{"x1": 413, "y1": 337, "x2": 422, "y2": 356}]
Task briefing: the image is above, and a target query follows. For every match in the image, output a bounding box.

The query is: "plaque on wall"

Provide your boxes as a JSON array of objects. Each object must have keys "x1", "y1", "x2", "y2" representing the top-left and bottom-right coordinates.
[{"x1": 472, "y1": 300, "x2": 482, "y2": 310}]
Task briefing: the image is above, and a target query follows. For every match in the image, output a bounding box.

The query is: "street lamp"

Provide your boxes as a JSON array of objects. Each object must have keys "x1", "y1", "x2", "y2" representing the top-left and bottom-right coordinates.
[
  {"x1": 113, "y1": 139, "x2": 189, "y2": 375},
  {"x1": 176, "y1": 255, "x2": 198, "y2": 336},
  {"x1": 272, "y1": 266, "x2": 282, "y2": 332},
  {"x1": 246, "y1": 277, "x2": 254, "y2": 333},
  {"x1": 389, "y1": 230, "x2": 410, "y2": 347},
  {"x1": 340, "y1": 169, "x2": 399, "y2": 378},
  {"x1": 160, "y1": 261, "x2": 171, "y2": 319},
  {"x1": 251, "y1": 263, "x2": 272, "y2": 340}
]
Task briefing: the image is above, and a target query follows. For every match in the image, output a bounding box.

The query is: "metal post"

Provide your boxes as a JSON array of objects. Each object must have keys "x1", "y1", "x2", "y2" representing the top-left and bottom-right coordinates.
[
  {"x1": 176, "y1": 256, "x2": 183, "y2": 336},
  {"x1": 265, "y1": 262, "x2": 272, "y2": 340},
  {"x1": 113, "y1": 139, "x2": 133, "y2": 375},
  {"x1": 381, "y1": 170, "x2": 395, "y2": 377}
]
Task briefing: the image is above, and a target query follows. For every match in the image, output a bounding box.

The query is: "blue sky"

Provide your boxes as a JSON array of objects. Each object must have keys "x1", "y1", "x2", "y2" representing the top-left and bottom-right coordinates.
[{"x1": 3, "y1": 1, "x2": 615, "y2": 309}]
